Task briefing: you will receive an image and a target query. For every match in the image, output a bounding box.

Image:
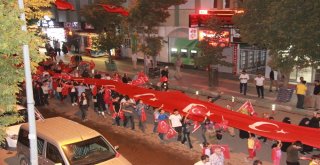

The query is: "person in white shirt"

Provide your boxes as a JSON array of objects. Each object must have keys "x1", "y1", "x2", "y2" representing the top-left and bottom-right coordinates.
[
  {"x1": 194, "y1": 155, "x2": 209, "y2": 165},
  {"x1": 169, "y1": 109, "x2": 183, "y2": 142},
  {"x1": 239, "y1": 70, "x2": 250, "y2": 95},
  {"x1": 254, "y1": 73, "x2": 265, "y2": 99},
  {"x1": 210, "y1": 147, "x2": 224, "y2": 165}
]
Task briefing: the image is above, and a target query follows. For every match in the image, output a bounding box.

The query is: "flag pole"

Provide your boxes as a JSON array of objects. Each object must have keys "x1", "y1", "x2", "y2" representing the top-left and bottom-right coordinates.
[{"x1": 17, "y1": 0, "x2": 38, "y2": 164}]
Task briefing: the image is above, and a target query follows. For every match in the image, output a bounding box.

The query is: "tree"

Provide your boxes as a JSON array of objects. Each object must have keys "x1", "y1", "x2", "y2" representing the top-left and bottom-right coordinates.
[
  {"x1": 79, "y1": 0, "x2": 127, "y2": 63},
  {"x1": 128, "y1": 0, "x2": 187, "y2": 69},
  {"x1": 233, "y1": 0, "x2": 320, "y2": 87},
  {"x1": 0, "y1": 0, "x2": 46, "y2": 143},
  {"x1": 195, "y1": 17, "x2": 232, "y2": 86},
  {"x1": 24, "y1": 0, "x2": 55, "y2": 25}
]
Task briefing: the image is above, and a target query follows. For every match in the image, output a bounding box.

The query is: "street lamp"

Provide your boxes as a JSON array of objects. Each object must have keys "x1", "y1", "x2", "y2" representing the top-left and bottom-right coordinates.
[{"x1": 17, "y1": 0, "x2": 38, "y2": 164}]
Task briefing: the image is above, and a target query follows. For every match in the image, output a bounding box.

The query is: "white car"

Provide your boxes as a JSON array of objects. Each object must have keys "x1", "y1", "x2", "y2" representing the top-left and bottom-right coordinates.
[{"x1": 1, "y1": 105, "x2": 44, "y2": 149}]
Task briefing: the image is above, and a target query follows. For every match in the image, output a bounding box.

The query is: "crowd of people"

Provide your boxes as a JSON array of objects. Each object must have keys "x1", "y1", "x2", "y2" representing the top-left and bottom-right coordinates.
[{"x1": 27, "y1": 58, "x2": 320, "y2": 165}]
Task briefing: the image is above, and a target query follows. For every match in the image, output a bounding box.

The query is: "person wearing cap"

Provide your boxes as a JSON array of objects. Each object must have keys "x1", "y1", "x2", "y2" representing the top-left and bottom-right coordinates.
[
  {"x1": 239, "y1": 70, "x2": 250, "y2": 95},
  {"x1": 161, "y1": 66, "x2": 169, "y2": 78}
]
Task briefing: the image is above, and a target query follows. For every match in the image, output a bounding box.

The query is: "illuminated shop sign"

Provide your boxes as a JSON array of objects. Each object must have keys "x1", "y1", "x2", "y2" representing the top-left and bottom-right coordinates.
[{"x1": 199, "y1": 30, "x2": 230, "y2": 47}]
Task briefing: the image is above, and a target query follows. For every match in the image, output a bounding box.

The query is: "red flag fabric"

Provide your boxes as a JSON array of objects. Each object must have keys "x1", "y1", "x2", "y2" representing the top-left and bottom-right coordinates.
[
  {"x1": 166, "y1": 127, "x2": 177, "y2": 139},
  {"x1": 182, "y1": 103, "x2": 210, "y2": 120},
  {"x1": 192, "y1": 121, "x2": 201, "y2": 133},
  {"x1": 157, "y1": 120, "x2": 169, "y2": 133},
  {"x1": 100, "y1": 4, "x2": 129, "y2": 16},
  {"x1": 89, "y1": 60, "x2": 95, "y2": 70},
  {"x1": 237, "y1": 100, "x2": 255, "y2": 116},
  {"x1": 55, "y1": 0, "x2": 75, "y2": 10},
  {"x1": 45, "y1": 73, "x2": 320, "y2": 148},
  {"x1": 211, "y1": 145, "x2": 230, "y2": 159},
  {"x1": 140, "y1": 107, "x2": 147, "y2": 122}
]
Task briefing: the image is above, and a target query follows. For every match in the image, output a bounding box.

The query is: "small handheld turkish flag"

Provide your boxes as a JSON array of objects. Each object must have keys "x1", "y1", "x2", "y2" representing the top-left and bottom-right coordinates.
[
  {"x1": 157, "y1": 120, "x2": 169, "y2": 133},
  {"x1": 166, "y1": 127, "x2": 177, "y2": 139}
]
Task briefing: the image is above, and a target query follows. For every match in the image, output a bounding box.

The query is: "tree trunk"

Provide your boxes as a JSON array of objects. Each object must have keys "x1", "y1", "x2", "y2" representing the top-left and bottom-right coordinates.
[
  {"x1": 152, "y1": 55, "x2": 157, "y2": 68},
  {"x1": 282, "y1": 71, "x2": 291, "y2": 89}
]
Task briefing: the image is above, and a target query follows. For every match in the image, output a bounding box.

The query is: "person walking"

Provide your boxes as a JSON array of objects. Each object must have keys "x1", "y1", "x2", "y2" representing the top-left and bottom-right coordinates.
[
  {"x1": 210, "y1": 147, "x2": 225, "y2": 165},
  {"x1": 122, "y1": 96, "x2": 135, "y2": 130},
  {"x1": 239, "y1": 70, "x2": 250, "y2": 95},
  {"x1": 254, "y1": 73, "x2": 265, "y2": 99},
  {"x1": 181, "y1": 117, "x2": 193, "y2": 149},
  {"x1": 272, "y1": 141, "x2": 282, "y2": 165},
  {"x1": 313, "y1": 80, "x2": 320, "y2": 110},
  {"x1": 157, "y1": 109, "x2": 169, "y2": 141},
  {"x1": 136, "y1": 99, "x2": 147, "y2": 133},
  {"x1": 169, "y1": 109, "x2": 183, "y2": 142},
  {"x1": 296, "y1": 80, "x2": 307, "y2": 109},
  {"x1": 269, "y1": 69, "x2": 279, "y2": 92},
  {"x1": 153, "y1": 106, "x2": 161, "y2": 133},
  {"x1": 174, "y1": 55, "x2": 183, "y2": 80},
  {"x1": 79, "y1": 92, "x2": 89, "y2": 121},
  {"x1": 286, "y1": 141, "x2": 303, "y2": 165},
  {"x1": 131, "y1": 53, "x2": 137, "y2": 70}
]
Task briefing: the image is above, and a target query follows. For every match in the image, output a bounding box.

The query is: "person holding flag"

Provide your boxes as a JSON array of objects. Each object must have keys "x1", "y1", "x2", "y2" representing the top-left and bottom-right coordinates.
[
  {"x1": 135, "y1": 99, "x2": 147, "y2": 133},
  {"x1": 169, "y1": 109, "x2": 183, "y2": 142},
  {"x1": 181, "y1": 116, "x2": 193, "y2": 149},
  {"x1": 157, "y1": 108, "x2": 169, "y2": 141}
]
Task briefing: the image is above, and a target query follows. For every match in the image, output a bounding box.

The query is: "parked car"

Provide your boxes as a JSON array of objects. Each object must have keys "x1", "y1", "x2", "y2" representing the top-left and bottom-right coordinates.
[
  {"x1": 17, "y1": 117, "x2": 132, "y2": 165},
  {"x1": 0, "y1": 105, "x2": 43, "y2": 149}
]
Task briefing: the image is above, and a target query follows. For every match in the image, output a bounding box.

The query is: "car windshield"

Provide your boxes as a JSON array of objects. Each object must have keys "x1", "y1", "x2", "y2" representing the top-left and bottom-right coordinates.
[{"x1": 62, "y1": 136, "x2": 116, "y2": 165}]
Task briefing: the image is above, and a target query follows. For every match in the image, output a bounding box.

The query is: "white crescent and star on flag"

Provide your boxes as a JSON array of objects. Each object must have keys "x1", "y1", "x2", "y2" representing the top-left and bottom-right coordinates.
[
  {"x1": 133, "y1": 93, "x2": 158, "y2": 101},
  {"x1": 248, "y1": 121, "x2": 288, "y2": 134}
]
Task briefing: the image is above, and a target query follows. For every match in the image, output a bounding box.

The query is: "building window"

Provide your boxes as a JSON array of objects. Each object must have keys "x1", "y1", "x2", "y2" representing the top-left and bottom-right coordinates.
[
  {"x1": 213, "y1": 0, "x2": 218, "y2": 8},
  {"x1": 223, "y1": 0, "x2": 230, "y2": 8}
]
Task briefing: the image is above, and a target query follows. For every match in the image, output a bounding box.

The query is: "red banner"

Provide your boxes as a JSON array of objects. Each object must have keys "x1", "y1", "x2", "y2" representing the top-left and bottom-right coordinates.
[
  {"x1": 100, "y1": 4, "x2": 129, "y2": 16},
  {"x1": 51, "y1": 74, "x2": 320, "y2": 148},
  {"x1": 55, "y1": 0, "x2": 75, "y2": 10}
]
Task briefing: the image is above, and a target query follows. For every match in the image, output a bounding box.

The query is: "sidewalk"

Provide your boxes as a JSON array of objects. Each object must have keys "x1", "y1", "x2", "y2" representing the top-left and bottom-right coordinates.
[{"x1": 58, "y1": 54, "x2": 317, "y2": 117}]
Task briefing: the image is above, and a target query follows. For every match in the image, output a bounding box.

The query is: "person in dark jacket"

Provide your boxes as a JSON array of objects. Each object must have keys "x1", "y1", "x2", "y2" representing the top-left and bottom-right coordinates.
[
  {"x1": 79, "y1": 92, "x2": 89, "y2": 121},
  {"x1": 298, "y1": 118, "x2": 313, "y2": 154},
  {"x1": 181, "y1": 116, "x2": 193, "y2": 149},
  {"x1": 309, "y1": 112, "x2": 320, "y2": 128},
  {"x1": 281, "y1": 117, "x2": 292, "y2": 152}
]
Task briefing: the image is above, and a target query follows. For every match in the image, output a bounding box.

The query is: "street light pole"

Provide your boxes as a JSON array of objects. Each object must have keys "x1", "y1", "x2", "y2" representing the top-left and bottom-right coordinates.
[{"x1": 17, "y1": 0, "x2": 38, "y2": 164}]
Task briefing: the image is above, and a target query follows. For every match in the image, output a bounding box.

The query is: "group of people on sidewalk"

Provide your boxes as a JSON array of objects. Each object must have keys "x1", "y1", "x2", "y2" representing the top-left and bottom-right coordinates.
[
  {"x1": 239, "y1": 69, "x2": 279, "y2": 99},
  {"x1": 28, "y1": 58, "x2": 320, "y2": 165}
]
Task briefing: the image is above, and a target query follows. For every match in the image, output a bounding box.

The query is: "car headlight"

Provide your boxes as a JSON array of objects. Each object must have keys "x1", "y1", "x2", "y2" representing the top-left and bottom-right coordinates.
[{"x1": 9, "y1": 134, "x2": 18, "y2": 140}]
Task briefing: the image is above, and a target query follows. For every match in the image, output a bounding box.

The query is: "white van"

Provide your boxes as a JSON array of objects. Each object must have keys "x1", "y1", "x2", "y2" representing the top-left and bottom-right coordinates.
[
  {"x1": 17, "y1": 117, "x2": 132, "y2": 165},
  {"x1": 1, "y1": 105, "x2": 43, "y2": 149}
]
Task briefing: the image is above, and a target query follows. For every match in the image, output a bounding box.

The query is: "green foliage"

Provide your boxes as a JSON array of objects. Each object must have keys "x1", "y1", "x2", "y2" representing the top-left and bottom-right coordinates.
[
  {"x1": 92, "y1": 32, "x2": 124, "y2": 58},
  {"x1": 24, "y1": 0, "x2": 55, "y2": 25},
  {"x1": 234, "y1": 0, "x2": 320, "y2": 85},
  {"x1": 195, "y1": 17, "x2": 232, "y2": 67},
  {"x1": 140, "y1": 37, "x2": 163, "y2": 56},
  {"x1": 128, "y1": 0, "x2": 187, "y2": 57},
  {"x1": 0, "y1": 0, "x2": 46, "y2": 142}
]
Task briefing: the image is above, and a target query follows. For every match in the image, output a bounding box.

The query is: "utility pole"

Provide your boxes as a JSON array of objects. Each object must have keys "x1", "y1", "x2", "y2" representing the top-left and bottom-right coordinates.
[{"x1": 17, "y1": 0, "x2": 38, "y2": 164}]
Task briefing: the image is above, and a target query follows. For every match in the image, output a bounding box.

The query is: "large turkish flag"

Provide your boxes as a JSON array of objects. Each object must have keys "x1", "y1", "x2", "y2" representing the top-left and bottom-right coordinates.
[{"x1": 49, "y1": 74, "x2": 320, "y2": 148}]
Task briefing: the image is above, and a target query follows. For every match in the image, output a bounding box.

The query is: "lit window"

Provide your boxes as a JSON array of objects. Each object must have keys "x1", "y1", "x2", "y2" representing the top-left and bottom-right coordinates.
[
  {"x1": 191, "y1": 50, "x2": 197, "y2": 53},
  {"x1": 171, "y1": 48, "x2": 178, "y2": 52},
  {"x1": 181, "y1": 49, "x2": 187, "y2": 53}
]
